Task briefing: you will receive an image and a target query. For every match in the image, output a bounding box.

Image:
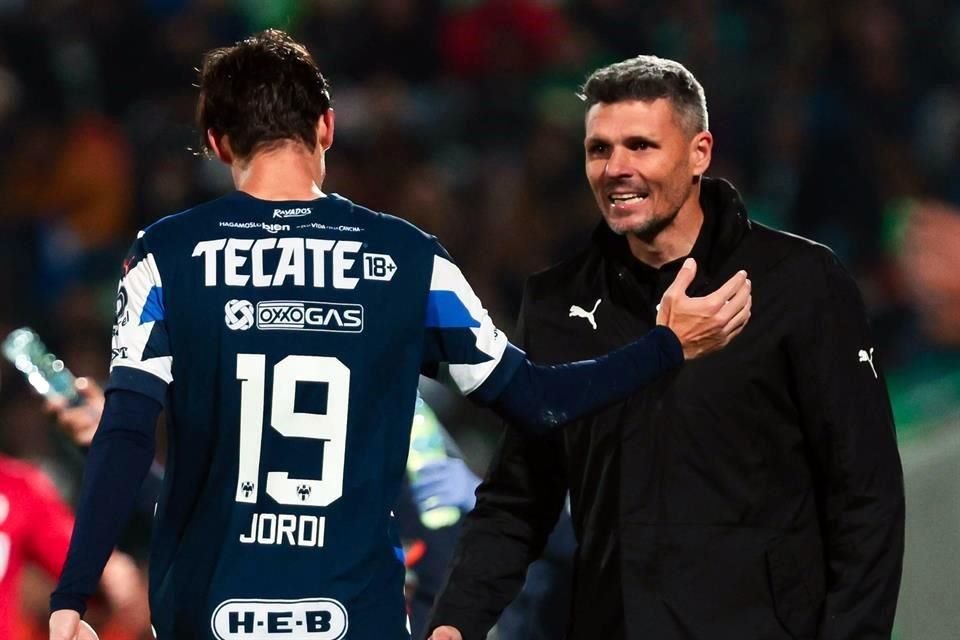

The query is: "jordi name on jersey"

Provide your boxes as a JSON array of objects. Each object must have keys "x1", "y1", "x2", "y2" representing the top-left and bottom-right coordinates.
[
  {"x1": 239, "y1": 512, "x2": 326, "y2": 548},
  {"x1": 192, "y1": 237, "x2": 396, "y2": 289}
]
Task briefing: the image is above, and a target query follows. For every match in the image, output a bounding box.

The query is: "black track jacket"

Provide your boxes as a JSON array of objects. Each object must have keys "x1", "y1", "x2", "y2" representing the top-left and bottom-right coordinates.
[{"x1": 428, "y1": 178, "x2": 905, "y2": 640}]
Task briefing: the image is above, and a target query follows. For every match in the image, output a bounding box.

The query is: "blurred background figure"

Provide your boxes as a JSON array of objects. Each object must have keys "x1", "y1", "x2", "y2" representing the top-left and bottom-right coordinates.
[
  {"x1": 0, "y1": 452, "x2": 150, "y2": 639},
  {"x1": 400, "y1": 392, "x2": 578, "y2": 640},
  {"x1": 398, "y1": 394, "x2": 481, "y2": 640},
  {"x1": 0, "y1": 0, "x2": 958, "y2": 638}
]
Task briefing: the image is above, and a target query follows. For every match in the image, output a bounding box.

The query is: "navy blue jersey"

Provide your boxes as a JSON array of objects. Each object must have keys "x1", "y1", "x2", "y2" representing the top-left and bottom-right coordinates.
[{"x1": 107, "y1": 192, "x2": 522, "y2": 639}]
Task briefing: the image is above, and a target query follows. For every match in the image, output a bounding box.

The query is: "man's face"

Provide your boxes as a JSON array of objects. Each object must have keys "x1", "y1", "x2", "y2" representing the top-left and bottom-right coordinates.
[{"x1": 584, "y1": 98, "x2": 709, "y2": 238}]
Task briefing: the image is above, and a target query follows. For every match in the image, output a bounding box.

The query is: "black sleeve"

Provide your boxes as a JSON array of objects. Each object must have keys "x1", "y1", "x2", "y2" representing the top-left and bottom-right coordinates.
[
  {"x1": 50, "y1": 389, "x2": 161, "y2": 615},
  {"x1": 475, "y1": 326, "x2": 682, "y2": 434},
  {"x1": 427, "y1": 285, "x2": 570, "y2": 640},
  {"x1": 787, "y1": 251, "x2": 905, "y2": 640}
]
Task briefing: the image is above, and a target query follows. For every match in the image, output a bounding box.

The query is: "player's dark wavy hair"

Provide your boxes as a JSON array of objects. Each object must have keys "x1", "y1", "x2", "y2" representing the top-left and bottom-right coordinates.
[
  {"x1": 579, "y1": 55, "x2": 708, "y2": 136},
  {"x1": 196, "y1": 29, "x2": 331, "y2": 159}
]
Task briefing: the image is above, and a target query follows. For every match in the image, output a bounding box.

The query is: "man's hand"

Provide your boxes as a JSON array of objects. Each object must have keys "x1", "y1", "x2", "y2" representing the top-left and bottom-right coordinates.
[
  {"x1": 49, "y1": 611, "x2": 99, "y2": 640},
  {"x1": 46, "y1": 377, "x2": 105, "y2": 446},
  {"x1": 428, "y1": 626, "x2": 463, "y2": 640},
  {"x1": 657, "y1": 258, "x2": 751, "y2": 359}
]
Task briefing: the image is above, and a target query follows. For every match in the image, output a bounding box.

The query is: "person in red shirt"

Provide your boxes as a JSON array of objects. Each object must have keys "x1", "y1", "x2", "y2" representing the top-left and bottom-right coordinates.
[
  {"x1": 0, "y1": 454, "x2": 147, "y2": 639},
  {"x1": 0, "y1": 455, "x2": 75, "y2": 638}
]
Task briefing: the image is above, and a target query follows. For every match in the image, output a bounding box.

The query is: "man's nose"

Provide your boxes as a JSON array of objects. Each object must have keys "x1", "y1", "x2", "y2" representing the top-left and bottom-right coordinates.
[{"x1": 604, "y1": 146, "x2": 632, "y2": 178}]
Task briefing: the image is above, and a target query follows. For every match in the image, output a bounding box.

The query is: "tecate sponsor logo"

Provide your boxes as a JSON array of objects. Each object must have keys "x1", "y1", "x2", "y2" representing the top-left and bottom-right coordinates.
[
  {"x1": 192, "y1": 239, "x2": 392, "y2": 289},
  {"x1": 211, "y1": 598, "x2": 347, "y2": 640},
  {"x1": 256, "y1": 301, "x2": 363, "y2": 333}
]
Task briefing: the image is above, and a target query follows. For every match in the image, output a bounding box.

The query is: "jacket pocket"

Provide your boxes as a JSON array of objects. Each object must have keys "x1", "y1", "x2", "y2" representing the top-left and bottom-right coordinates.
[{"x1": 765, "y1": 537, "x2": 819, "y2": 639}]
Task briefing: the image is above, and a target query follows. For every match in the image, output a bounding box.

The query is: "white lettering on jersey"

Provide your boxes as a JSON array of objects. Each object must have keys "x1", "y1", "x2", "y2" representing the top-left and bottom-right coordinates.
[
  {"x1": 219, "y1": 221, "x2": 290, "y2": 234},
  {"x1": 255, "y1": 301, "x2": 364, "y2": 333},
  {"x1": 274, "y1": 238, "x2": 306, "y2": 287},
  {"x1": 194, "y1": 239, "x2": 227, "y2": 286},
  {"x1": 192, "y1": 238, "x2": 388, "y2": 290},
  {"x1": 273, "y1": 207, "x2": 312, "y2": 219},
  {"x1": 225, "y1": 239, "x2": 254, "y2": 286},
  {"x1": 238, "y1": 512, "x2": 326, "y2": 548},
  {"x1": 211, "y1": 597, "x2": 347, "y2": 640}
]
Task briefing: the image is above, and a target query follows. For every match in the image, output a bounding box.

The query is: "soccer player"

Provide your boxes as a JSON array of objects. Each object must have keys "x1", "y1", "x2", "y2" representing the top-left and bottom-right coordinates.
[{"x1": 49, "y1": 30, "x2": 751, "y2": 640}]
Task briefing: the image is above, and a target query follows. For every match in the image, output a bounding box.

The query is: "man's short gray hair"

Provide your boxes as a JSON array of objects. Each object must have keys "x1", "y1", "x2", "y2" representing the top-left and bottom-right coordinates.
[{"x1": 580, "y1": 55, "x2": 709, "y2": 135}]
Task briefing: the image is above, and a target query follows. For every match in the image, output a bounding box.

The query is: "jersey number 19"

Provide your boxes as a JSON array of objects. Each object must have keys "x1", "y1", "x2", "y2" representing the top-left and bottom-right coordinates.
[{"x1": 234, "y1": 354, "x2": 349, "y2": 508}]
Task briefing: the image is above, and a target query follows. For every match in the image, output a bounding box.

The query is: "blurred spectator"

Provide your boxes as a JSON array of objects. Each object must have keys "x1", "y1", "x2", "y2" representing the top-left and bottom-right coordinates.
[
  {"x1": 885, "y1": 199, "x2": 960, "y2": 433},
  {"x1": 0, "y1": 453, "x2": 150, "y2": 639},
  {"x1": 898, "y1": 201, "x2": 960, "y2": 347}
]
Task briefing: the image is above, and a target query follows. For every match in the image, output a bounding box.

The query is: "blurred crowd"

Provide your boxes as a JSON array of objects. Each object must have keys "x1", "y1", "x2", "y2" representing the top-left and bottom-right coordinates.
[{"x1": 0, "y1": 0, "x2": 959, "y2": 637}]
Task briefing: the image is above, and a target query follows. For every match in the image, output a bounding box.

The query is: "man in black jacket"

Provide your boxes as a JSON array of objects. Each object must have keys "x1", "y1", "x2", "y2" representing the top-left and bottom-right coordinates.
[{"x1": 428, "y1": 56, "x2": 905, "y2": 640}]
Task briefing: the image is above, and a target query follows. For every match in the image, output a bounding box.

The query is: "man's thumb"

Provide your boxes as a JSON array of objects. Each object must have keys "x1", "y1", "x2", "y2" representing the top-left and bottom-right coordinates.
[{"x1": 665, "y1": 258, "x2": 697, "y2": 296}]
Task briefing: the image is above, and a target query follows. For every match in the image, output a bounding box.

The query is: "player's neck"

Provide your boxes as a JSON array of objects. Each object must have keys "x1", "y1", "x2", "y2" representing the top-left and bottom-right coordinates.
[
  {"x1": 626, "y1": 189, "x2": 705, "y2": 269},
  {"x1": 231, "y1": 145, "x2": 326, "y2": 201}
]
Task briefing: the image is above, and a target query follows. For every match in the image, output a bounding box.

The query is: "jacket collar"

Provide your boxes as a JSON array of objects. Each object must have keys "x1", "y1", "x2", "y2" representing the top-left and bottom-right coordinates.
[{"x1": 591, "y1": 176, "x2": 751, "y2": 282}]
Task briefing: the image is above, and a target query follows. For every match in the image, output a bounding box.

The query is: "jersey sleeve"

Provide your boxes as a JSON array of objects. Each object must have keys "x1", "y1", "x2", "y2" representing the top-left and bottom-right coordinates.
[
  {"x1": 22, "y1": 468, "x2": 74, "y2": 580},
  {"x1": 421, "y1": 245, "x2": 523, "y2": 401},
  {"x1": 105, "y1": 232, "x2": 173, "y2": 405}
]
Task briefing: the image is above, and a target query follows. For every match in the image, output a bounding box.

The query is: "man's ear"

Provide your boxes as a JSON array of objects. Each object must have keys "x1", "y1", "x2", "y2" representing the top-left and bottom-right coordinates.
[
  {"x1": 207, "y1": 129, "x2": 234, "y2": 164},
  {"x1": 317, "y1": 109, "x2": 335, "y2": 151},
  {"x1": 690, "y1": 130, "x2": 713, "y2": 178}
]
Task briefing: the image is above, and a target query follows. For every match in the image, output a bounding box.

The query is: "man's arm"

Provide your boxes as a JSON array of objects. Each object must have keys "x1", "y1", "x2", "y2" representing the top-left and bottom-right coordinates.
[
  {"x1": 48, "y1": 376, "x2": 166, "y2": 520},
  {"x1": 430, "y1": 257, "x2": 751, "y2": 432},
  {"x1": 49, "y1": 389, "x2": 161, "y2": 639},
  {"x1": 788, "y1": 251, "x2": 905, "y2": 640}
]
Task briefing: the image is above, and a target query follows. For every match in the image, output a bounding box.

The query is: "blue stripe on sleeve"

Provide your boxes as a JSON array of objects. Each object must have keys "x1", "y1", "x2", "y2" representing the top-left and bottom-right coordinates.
[
  {"x1": 425, "y1": 290, "x2": 481, "y2": 329},
  {"x1": 139, "y1": 286, "x2": 165, "y2": 325}
]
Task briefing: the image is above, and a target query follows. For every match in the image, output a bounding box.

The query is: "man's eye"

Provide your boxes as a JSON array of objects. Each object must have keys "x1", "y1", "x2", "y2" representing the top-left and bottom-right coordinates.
[{"x1": 588, "y1": 144, "x2": 608, "y2": 155}]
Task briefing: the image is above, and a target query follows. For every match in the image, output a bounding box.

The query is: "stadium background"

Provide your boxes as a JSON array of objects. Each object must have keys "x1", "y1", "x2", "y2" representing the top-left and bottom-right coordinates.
[{"x1": 0, "y1": 0, "x2": 958, "y2": 638}]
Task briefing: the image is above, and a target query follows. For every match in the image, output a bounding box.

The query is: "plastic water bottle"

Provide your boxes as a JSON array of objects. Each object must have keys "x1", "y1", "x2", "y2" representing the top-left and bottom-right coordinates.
[
  {"x1": 407, "y1": 395, "x2": 461, "y2": 530},
  {"x1": 2, "y1": 327, "x2": 81, "y2": 405}
]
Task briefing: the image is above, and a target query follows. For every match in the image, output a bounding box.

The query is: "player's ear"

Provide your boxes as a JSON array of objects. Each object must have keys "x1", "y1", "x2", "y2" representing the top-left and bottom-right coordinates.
[
  {"x1": 317, "y1": 109, "x2": 335, "y2": 152},
  {"x1": 207, "y1": 130, "x2": 234, "y2": 165}
]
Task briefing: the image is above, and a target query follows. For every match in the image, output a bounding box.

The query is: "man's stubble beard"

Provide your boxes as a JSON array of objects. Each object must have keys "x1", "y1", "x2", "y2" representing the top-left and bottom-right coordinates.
[
  {"x1": 608, "y1": 206, "x2": 681, "y2": 244},
  {"x1": 606, "y1": 178, "x2": 693, "y2": 243}
]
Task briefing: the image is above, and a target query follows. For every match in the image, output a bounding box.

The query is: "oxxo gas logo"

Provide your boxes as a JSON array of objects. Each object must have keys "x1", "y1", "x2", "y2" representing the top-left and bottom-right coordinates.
[
  {"x1": 211, "y1": 598, "x2": 347, "y2": 640},
  {"x1": 256, "y1": 301, "x2": 363, "y2": 333}
]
